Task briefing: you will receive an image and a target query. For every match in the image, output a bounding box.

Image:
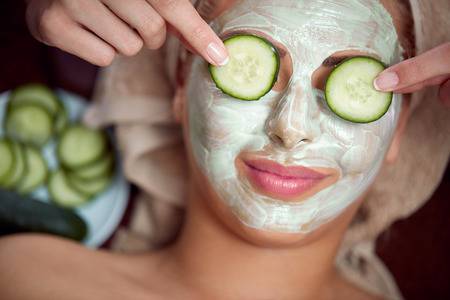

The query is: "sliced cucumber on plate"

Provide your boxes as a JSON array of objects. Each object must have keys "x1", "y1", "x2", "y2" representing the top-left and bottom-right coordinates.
[
  {"x1": 58, "y1": 125, "x2": 107, "y2": 170},
  {"x1": 9, "y1": 83, "x2": 60, "y2": 115},
  {"x1": 16, "y1": 145, "x2": 48, "y2": 194},
  {"x1": 325, "y1": 56, "x2": 393, "y2": 123},
  {"x1": 5, "y1": 104, "x2": 54, "y2": 147},
  {"x1": 70, "y1": 153, "x2": 113, "y2": 180},
  {"x1": 0, "y1": 139, "x2": 15, "y2": 185},
  {"x1": 1, "y1": 141, "x2": 26, "y2": 189},
  {"x1": 1, "y1": 85, "x2": 115, "y2": 209},
  {"x1": 49, "y1": 169, "x2": 90, "y2": 208},
  {"x1": 209, "y1": 34, "x2": 280, "y2": 101},
  {"x1": 8, "y1": 83, "x2": 68, "y2": 138},
  {"x1": 67, "y1": 172, "x2": 112, "y2": 197}
]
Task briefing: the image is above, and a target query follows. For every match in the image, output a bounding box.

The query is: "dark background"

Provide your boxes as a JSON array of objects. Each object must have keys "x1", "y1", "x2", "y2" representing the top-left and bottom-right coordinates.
[{"x1": 1, "y1": 1, "x2": 449, "y2": 299}]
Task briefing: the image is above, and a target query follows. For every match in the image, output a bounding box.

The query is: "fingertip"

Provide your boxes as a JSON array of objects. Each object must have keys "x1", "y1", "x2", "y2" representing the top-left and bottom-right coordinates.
[
  {"x1": 373, "y1": 71, "x2": 399, "y2": 92},
  {"x1": 206, "y1": 41, "x2": 229, "y2": 66},
  {"x1": 95, "y1": 47, "x2": 116, "y2": 67}
]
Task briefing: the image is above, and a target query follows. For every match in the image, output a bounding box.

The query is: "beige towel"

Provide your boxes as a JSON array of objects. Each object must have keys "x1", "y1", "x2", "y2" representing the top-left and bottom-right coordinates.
[{"x1": 84, "y1": 1, "x2": 450, "y2": 298}]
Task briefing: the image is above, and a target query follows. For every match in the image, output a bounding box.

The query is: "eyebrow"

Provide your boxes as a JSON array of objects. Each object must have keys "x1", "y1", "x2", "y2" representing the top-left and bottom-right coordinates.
[{"x1": 321, "y1": 56, "x2": 355, "y2": 67}]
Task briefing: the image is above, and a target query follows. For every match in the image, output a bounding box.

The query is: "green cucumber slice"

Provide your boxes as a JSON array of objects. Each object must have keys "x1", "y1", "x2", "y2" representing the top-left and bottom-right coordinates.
[
  {"x1": 67, "y1": 172, "x2": 112, "y2": 197},
  {"x1": 0, "y1": 140, "x2": 15, "y2": 185},
  {"x1": 5, "y1": 104, "x2": 54, "y2": 147},
  {"x1": 58, "y1": 125, "x2": 107, "y2": 170},
  {"x1": 49, "y1": 169, "x2": 90, "y2": 208},
  {"x1": 9, "y1": 83, "x2": 60, "y2": 116},
  {"x1": 2, "y1": 141, "x2": 26, "y2": 189},
  {"x1": 17, "y1": 146, "x2": 48, "y2": 194},
  {"x1": 71, "y1": 153, "x2": 114, "y2": 180},
  {"x1": 325, "y1": 56, "x2": 393, "y2": 123},
  {"x1": 209, "y1": 34, "x2": 280, "y2": 101},
  {"x1": 55, "y1": 105, "x2": 68, "y2": 135}
]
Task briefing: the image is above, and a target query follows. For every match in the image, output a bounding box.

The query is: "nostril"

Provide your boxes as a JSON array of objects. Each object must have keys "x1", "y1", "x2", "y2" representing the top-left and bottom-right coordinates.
[
  {"x1": 300, "y1": 138, "x2": 311, "y2": 144},
  {"x1": 269, "y1": 133, "x2": 311, "y2": 148},
  {"x1": 270, "y1": 133, "x2": 284, "y2": 146}
]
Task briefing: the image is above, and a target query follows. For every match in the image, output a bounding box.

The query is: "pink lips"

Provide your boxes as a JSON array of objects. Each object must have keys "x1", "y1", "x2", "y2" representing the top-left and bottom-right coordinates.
[{"x1": 243, "y1": 159, "x2": 330, "y2": 200}]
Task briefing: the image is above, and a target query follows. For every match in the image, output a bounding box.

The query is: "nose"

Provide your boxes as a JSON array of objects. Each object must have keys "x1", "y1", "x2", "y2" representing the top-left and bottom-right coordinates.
[{"x1": 266, "y1": 83, "x2": 318, "y2": 149}]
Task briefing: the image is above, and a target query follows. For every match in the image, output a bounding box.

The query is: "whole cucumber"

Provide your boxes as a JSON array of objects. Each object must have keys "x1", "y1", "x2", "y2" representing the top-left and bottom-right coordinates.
[{"x1": 0, "y1": 189, "x2": 87, "y2": 241}]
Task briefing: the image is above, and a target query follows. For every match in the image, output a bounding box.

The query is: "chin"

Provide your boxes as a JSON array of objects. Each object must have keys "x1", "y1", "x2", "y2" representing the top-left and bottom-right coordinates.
[{"x1": 191, "y1": 156, "x2": 363, "y2": 248}]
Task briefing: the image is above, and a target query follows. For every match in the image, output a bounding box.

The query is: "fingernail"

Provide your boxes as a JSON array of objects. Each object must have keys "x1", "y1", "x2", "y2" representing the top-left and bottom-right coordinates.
[
  {"x1": 206, "y1": 42, "x2": 229, "y2": 66},
  {"x1": 374, "y1": 71, "x2": 400, "y2": 91}
]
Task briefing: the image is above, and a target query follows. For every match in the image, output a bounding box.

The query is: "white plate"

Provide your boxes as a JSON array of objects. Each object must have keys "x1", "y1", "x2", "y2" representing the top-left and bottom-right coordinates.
[{"x1": 0, "y1": 89, "x2": 130, "y2": 248}]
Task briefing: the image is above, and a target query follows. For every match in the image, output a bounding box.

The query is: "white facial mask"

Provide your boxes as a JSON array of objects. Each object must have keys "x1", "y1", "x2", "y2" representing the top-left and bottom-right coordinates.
[{"x1": 186, "y1": 0, "x2": 403, "y2": 233}]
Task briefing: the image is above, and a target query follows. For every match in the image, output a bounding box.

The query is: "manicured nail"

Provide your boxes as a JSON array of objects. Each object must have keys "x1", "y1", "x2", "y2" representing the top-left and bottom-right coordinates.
[
  {"x1": 206, "y1": 42, "x2": 229, "y2": 66},
  {"x1": 374, "y1": 71, "x2": 400, "y2": 91}
]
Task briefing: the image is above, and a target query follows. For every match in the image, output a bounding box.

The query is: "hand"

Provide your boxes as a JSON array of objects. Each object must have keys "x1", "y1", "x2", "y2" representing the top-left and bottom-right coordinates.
[
  {"x1": 374, "y1": 42, "x2": 450, "y2": 107},
  {"x1": 26, "y1": 0, "x2": 229, "y2": 67}
]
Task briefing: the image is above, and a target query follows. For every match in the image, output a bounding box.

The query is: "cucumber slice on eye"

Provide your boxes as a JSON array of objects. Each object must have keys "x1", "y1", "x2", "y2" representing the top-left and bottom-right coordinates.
[
  {"x1": 209, "y1": 34, "x2": 280, "y2": 101},
  {"x1": 325, "y1": 56, "x2": 393, "y2": 123}
]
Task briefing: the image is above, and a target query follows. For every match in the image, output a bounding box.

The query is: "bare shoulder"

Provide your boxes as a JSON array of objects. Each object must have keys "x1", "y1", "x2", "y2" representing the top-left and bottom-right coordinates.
[{"x1": 0, "y1": 234, "x2": 161, "y2": 300}]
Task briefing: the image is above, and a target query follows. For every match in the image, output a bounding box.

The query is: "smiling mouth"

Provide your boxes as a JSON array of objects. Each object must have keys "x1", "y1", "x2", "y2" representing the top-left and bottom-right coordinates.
[{"x1": 239, "y1": 158, "x2": 338, "y2": 202}]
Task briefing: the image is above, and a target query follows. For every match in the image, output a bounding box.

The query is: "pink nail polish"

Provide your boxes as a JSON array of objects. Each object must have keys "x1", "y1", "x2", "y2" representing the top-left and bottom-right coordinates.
[
  {"x1": 206, "y1": 42, "x2": 229, "y2": 66},
  {"x1": 374, "y1": 72, "x2": 400, "y2": 91}
]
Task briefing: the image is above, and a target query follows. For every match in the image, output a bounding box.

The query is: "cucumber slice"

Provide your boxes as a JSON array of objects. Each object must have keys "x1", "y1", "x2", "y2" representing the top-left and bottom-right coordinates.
[
  {"x1": 0, "y1": 140, "x2": 15, "y2": 185},
  {"x1": 5, "y1": 104, "x2": 54, "y2": 147},
  {"x1": 325, "y1": 56, "x2": 393, "y2": 123},
  {"x1": 55, "y1": 105, "x2": 68, "y2": 135},
  {"x1": 67, "y1": 172, "x2": 112, "y2": 197},
  {"x1": 70, "y1": 153, "x2": 114, "y2": 180},
  {"x1": 17, "y1": 146, "x2": 48, "y2": 194},
  {"x1": 0, "y1": 189, "x2": 87, "y2": 241},
  {"x1": 58, "y1": 125, "x2": 107, "y2": 169},
  {"x1": 2, "y1": 141, "x2": 26, "y2": 189},
  {"x1": 209, "y1": 34, "x2": 280, "y2": 101},
  {"x1": 49, "y1": 169, "x2": 90, "y2": 208},
  {"x1": 9, "y1": 83, "x2": 60, "y2": 116}
]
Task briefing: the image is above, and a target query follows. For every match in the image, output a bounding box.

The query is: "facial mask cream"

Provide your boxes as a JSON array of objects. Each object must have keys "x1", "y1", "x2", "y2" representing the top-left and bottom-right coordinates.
[{"x1": 186, "y1": 0, "x2": 403, "y2": 233}]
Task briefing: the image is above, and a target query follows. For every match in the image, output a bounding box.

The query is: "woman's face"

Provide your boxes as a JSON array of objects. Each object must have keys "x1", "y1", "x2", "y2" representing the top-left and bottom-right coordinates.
[{"x1": 184, "y1": 0, "x2": 403, "y2": 235}]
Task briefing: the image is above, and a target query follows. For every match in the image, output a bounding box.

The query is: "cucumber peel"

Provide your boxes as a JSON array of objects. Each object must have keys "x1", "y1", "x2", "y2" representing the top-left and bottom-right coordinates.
[
  {"x1": 325, "y1": 56, "x2": 393, "y2": 123},
  {"x1": 209, "y1": 34, "x2": 280, "y2": 101}
]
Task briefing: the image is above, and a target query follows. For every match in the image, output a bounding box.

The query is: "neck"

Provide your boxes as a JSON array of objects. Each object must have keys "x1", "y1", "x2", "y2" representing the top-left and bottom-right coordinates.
[{"x1": 168, "y1": 179, "x2": 356, "y2": 300}]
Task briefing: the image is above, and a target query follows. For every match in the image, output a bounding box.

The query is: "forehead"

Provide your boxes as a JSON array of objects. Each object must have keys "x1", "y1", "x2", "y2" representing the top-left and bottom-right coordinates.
[{"x1": 212, "y1": 0, "x2": 400, "y2": 64}]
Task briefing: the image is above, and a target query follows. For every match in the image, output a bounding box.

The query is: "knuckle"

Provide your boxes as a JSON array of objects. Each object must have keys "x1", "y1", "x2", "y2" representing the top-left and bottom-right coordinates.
[
  {"x1": 190, "y1": 24, "x2": 208, "y2": 42},
  {"x1": 141, "y1": 17, "x2": 166, "y2": 49},
  {"x1": 96, "y1": 50, "x2": 115, "y2": 67},
  {"x1": 37, "y1": 6, "x2": 64, "y2": 43},
  {"x1": 156, "y1": 0, "x2": 180, "y2": 11},
  {"x1": 121, "y1": 38, "x2": 143, "y2": 56},
  {"x1": 142, "y1": 16, "x2": 165, "y2": 36}
]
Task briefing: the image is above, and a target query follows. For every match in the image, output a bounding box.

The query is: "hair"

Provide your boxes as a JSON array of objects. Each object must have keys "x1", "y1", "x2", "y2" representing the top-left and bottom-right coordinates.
[{"x1": 393, "y1": 0, "x2": 416, "y2": 58}]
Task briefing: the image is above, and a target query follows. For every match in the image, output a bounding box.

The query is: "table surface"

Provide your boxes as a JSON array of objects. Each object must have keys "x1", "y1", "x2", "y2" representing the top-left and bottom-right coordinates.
[{"x1": 1, "y1": 1, "x2": 449, "y2": 299}]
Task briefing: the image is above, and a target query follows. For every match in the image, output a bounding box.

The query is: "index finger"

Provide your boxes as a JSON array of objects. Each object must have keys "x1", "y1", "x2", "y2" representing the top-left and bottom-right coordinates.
[
  {"x1": 147, "y1": 0, "x2": 229, "y2": 66},
  {"x1": 374, "y1": 42, "x2": 450, "y2": 92}
]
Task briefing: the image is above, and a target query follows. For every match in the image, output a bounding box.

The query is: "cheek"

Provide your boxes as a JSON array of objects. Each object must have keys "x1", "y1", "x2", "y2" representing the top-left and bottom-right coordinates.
[{"x1": 321, "y1": 115, "x2": 385, "y2": 173}]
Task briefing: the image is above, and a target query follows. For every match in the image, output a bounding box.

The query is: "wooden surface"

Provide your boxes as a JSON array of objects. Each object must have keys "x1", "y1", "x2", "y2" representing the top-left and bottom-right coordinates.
[{"x1": 1, "y1": 1, "x2": 449, "y2": 299}]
